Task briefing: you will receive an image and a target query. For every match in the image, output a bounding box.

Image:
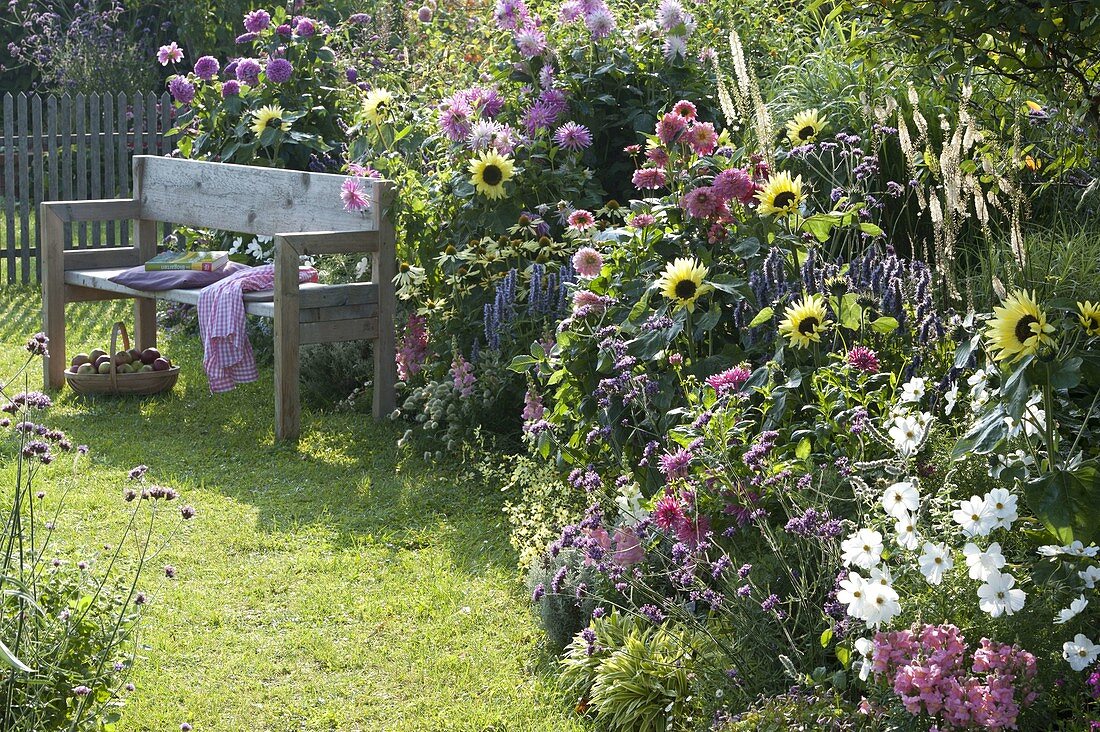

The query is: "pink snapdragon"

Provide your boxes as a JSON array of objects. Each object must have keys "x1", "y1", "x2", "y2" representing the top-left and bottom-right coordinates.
[
  {"x1": 395, "y1": 314, "x2": 429, "y2": 382},
  {"x1": 451, "y1": 354, "x2": 476, "y2": 397}
]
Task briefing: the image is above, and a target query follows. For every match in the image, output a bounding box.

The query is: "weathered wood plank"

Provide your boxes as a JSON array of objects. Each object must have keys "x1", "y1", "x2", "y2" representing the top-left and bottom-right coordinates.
[
  {"x1": 41, "y1": 199, "x2": 141, "y2": 222},
  {"x1": 299, "y1": 302, "x2": 377, "y2": 323},
  {"x1": 61, "y1": 249, "x2": 141, "y2": 271},
  {"x1": 134, "y1": 156, "x2": 382, "y2": 235},
  {"x1": 31, "y1": 94, "x2": 43, "y2": 281},
  {"x1": 300, "y1": 317, "x2": 378, "y2": 344},
  {"x1": 41, "y1": 205, "x2": 66, "y2": 387},
  {"x1": 89, "y1": 93, "x2": 102, "y2": 249},
  {"x1": 274, "y1": 239, "x2": 302, "y2": 442},
  {"x1": 59, "y1": 93, "x2": 73, "y2": 249},
  {"x1": 297, "y1": 282, "x2": 379, "y2": 308},
  {"x1": 3, "y1": 93, "x2": 15, "y2": 282},
  {"x1": 373, "y1": 185, "x2": 398, "y2": 419},
  {"x1": 103, "y1": 93, "x2": 116, "y2": 247},
  {"x1": 75, "y1": 93, "x2": 87, "y2": 247},
  {"x1": 17, "y1": 93, "x2": 30, "y2": 282},
  {"x1": 276, "y1": 229, "x2": 382, "y2": 255},
  {"x1": 47, "y1": 95, "x2": 59, "y2": 205}
]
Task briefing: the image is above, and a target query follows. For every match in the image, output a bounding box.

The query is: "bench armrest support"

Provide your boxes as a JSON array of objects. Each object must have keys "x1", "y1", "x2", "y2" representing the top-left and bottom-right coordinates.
[{"x1": 40, "y1": 199, "x2": 141, "y2": 223}]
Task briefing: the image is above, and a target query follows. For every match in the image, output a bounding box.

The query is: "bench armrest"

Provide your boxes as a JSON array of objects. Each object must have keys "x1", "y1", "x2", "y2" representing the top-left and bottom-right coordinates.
[
  {"x1": 274, "y1": 230, "x2": 383, "y2": 256},
  {"x1": 40, "y1": 199, "x2": 141, "y2": 223}
]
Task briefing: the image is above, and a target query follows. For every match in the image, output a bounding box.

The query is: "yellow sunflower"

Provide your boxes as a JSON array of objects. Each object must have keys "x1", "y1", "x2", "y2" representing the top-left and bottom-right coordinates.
[
  {"x1": 469, "y1": 151, "x2": 515, "y2": 200},
  {"x1": 250, "y1": 105, "x2": 290, "y2": 136},
  {"x1": 363, "y1": 88, "x2": 394, "y2": 125},
  {"x1": 1078, "y1": 301, "x2": 1100, "y2": 336},
  {"x1": 778, "y1": 293, "x2": 831, "y2": 348},
  {"x1": 655, "y1": 257, "x2": 711, "y2": 312},
  {"x1": 984, "y1": 289, "x2": 1056, "y2": 363},
  {"x1": 756, "y1": 171, "x2": 804, "y2": 217},
  {"x1": 785, "y1": 108, "x2": 828, "y2": 145}
]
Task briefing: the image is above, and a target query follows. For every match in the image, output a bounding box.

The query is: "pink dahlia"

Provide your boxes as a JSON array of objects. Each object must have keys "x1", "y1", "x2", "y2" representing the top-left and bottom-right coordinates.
[
  {"x1": 686, "y1": 121, "x2": 718, "y2": 155},
  {"x1": 341, "y1": 178, "x2": 370, "y2": 212},
  {"x1": 628, "y1": 213, "x2": 656, "y2": 228},
  {"x1": 655, "y1": 112, "x2": 688, "y2": 145},
  {"x1": 572, "y1": 289, "x2": 606, "y2": 315},
  {"x1": 568, "y1": 209, "x2": 596, "y2": 231},
  {"x1": 653, "y1": 494, "x2": 685, "y2": 530},
  {"x1": 846, "y1": 345, "x2": 881, "y2": 373},
  {"x1": 572, "y1": 247, "x2": 603, "y2": 278},
  {"x1": 713, "y1": 168, "x2": 756, "y2": 204},
  {"x1": 672, "y1": 100, "x2": 697, "y2": 120},
  {"x1": 706, "y1": 365, "x2": 752, "y2": 394},
  {"x1": 632, "y1": 167, "x2": 667, "y2": 190},
  {"x1": 157, "y1": 42, "x2": 184, "y2": 66},
  {"x1": 553, "y1": 121, "x2": 593, "y2": 151},
  {"x1": 682, "y1": 186, "x2": 722, "y2": 219}
]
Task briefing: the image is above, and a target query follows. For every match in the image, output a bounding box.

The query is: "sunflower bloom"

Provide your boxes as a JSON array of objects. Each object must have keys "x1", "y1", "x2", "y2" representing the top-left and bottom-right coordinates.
[
  {"x1": 756, "y1": 171, "x2": 804, "y2": 217},
  {"x1": 779, "y1": 293, "x2": 831, "y2": 348},
  {"x1": 469, "y1": 151, "x2": 515, "y2": 199},
  {"x1": 655, "y1": 257, "x2": 711, "y2": 312},
  {"x1": 1078, "y1": 301, "x2": 1100, "y2": 336},
  {"x1": 251, "y1": 105, "x2": 289, "y2": 136},
  {"x1": 363, "y1": 88, "x2": 394, "y2": 125},
  {"x1": 984, "y1": 289, "x2": 1055, "y2": 363},
  {"x1": 785, "y1": 108, "x2": 828, "y2": 145}
]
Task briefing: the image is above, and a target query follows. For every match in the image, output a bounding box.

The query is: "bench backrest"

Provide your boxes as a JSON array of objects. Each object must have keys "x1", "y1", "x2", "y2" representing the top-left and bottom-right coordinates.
[{"x1": 133, "y1": 156, "x2": 385, "y2": 235}]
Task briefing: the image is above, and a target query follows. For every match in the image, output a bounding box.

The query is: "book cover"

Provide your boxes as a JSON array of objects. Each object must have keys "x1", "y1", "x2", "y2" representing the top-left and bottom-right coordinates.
[{"x1": 144, "y1": 251, "x2": 230, "y2": 272}]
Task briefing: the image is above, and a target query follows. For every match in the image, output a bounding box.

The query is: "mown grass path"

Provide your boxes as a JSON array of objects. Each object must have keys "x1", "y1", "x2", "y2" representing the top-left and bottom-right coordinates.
[{"x1": 0, "y1": 288, "x2": 582, "y2": 731}]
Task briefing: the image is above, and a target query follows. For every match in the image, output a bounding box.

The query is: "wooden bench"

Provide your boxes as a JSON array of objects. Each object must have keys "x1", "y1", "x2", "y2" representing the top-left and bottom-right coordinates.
[{"x1": 40, "y1": 155, "x2": 397, "y2": 443}]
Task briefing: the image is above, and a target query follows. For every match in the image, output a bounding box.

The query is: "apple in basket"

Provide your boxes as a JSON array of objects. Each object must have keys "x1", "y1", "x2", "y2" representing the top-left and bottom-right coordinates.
[
  {"x1": 128, "y1": 348, "x2": 143, "y2": 364},
  {"x1": 97, "y1": 361, "x2": 113, "y2": 374},
  {"x1": 152, "y1": 357, "x2": 171, "y2": 372},
  {"x1": 140, "y1": 348, "x2": 161, "y2": 365},
  {"x1": 76, "y1": 363, "x2": 95, "y2": 375},
  {"x1": 89, "y1": 348, "x2": 107, "y2": 363},
  {"x1": 70, "y1": 353, "x2": 91, "y2": 369}
]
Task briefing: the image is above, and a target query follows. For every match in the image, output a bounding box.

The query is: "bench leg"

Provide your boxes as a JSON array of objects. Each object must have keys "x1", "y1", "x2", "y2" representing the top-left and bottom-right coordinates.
[
  {"x1": 273, "y1": 238, "x2": 301, "y2": 443},
  {"x1": 41, "y1": 206, "x2": 66, "y2": 389},
  {"x1": 372, "y1": 232, "x2": 397, "y2": 420},
  {"x1": 133, "y1": 297, "x2": 157, "y2": 351}
]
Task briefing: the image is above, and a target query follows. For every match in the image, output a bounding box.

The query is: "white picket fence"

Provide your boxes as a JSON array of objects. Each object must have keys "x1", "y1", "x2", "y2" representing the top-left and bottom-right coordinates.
[{"x1": 0, "y1": 91, "x2": 177, "y2": 285}]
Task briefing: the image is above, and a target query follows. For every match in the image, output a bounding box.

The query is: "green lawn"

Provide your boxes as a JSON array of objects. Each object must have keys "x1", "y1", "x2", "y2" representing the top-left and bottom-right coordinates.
[{"x1": 0, "y1": 287, "x2": 583, "y2": 732}]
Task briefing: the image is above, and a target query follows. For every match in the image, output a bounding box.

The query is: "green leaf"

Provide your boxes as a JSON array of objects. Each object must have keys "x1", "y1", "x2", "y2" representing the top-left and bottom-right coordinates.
[
  {"x1": 508, "y1": 355, "x2": 537, "y2": 372},
  {"x1": 796, "y1": 437, "x2": 811, "y2": 460},
  {"x1": 835, "y1": 646, "x2": 850, "y2": 667},
  {"x1": 1023, "y1": 466, "x2": 1100, "y2": 545},
  {"x1": 858, "y1": 222, "x2": 884, "y2": 236},
  {"x1": 838, "y1": 293, "x2": 863, "y2": 330},
  {"x1": 0, "y1": 638, "x2": 32, "y2": 673},
  {"x1": 954, "y1": 333, "x2": 982, "y2": 369},
  {"x1": 870, "y1": 316, "x2": 899, "y2": 334},
  {"x1": 1049, "y1": 357, "x2": 1082, "y2": 390},
  {"x1": 748, "y1": 307, "x2": 774, "y2": 328},
  {"x1": 952, "y1": 405, "x2": 1009, "y2": 458},
  {"x1": 820, "y1": 628, "x2": 833, "y2": 648}
]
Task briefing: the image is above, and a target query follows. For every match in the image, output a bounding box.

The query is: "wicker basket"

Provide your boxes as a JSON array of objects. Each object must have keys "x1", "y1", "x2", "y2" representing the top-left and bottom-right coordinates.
[{"x1": 65, "y1": 321, "x2": 180, "y2": 396}]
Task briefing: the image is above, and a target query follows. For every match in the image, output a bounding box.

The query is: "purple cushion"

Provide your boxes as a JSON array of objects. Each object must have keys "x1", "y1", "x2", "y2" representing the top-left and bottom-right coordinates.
[{"x1": 108, "y1": 261, "x2": 251, "y2": 291}]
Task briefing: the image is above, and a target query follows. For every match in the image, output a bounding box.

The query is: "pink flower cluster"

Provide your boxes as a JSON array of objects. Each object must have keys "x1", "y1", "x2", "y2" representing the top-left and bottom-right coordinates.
[
  {"x1": 705, "y1": 364, "x2": 752, "y2": 394},
  {"x1": 450, "y1": 354, "x2": 476, "y2": 397},
  {"x1": 872, "y1": 624, "x2": 1038, "y2": 730},
  {"x1": 395, "y1": 314, "x2": 429, "y2": 382},
  {"x1": 653, "y1": 491, "x2": 710, "y2": 546},
  {"x1": 587, "y1": 526, "x2": 644, "y2": 566}
]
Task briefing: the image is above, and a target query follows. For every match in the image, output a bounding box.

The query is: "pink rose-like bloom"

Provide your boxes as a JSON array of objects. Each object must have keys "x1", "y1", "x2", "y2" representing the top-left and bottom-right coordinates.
[
  {"x1": 221, "y1": 80, "x2": 241, "y2": 97},
  {"x1": 632, "y1": 166, "x2": 667, "y2": 190},
  {"x1": 713, "y1": 168, "x2": 756, "y2": 204},
  {"x1": 340, "y1": 178, "x2": 370, "y2": 212},
  {"x1": 572, "y1": 247, "x2": 603, "y2": 278},
  {"x1": 672, "y1": 100, "x2": 697, "y2": 120},
  {"x1": 568, "y1": 209, "x2": 596, "y2": 231},
  {"x1": 294, "y1": 17, "x2": 316, "y2": 37},
  {"x1": 656, "y1": 112, "x2": 688, "y2": 145},
  {"x1": 687, "y1": 121, "x2": 718, "y2": 155},
  {"x1": 645, "y1": 146, "x2": 670, "y2": 166},
  {"x1": 193, "y1": 56, "x2": 220, "y2": 80},
  {"x1": 157, "y1": 42, "x2": 184, "y2": 66},
  {"x1": 612, "y1": 527, "x2": 644, "y2": 565},
  {"x1": 846, "y1": 345, "x2": 881, "y2": 373},
  {"x1": 706, "y1": 365, "x2": 751, "y2": 394}
]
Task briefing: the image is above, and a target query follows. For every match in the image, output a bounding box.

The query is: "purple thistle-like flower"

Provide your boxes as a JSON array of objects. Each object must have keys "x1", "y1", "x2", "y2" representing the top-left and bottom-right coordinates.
[
  {"x1": 128, "y1": 465, "x2": 149, "y2": 481},
  {"x1": 243, "y1": 9, "x2": 271, "y2": 33},
  {"x1": 439, "y1": 100, "x2": 473, "y2": 141},
  {"x1": 658, "y1": 448, "x2": 693, "y2": 481},
  {"x1": 24, "y1": 332, "x2": 48, "y2": 356},
  {"x1": 73, "y1": 685, "x2": 92, "y2": 697},
  {"x1": 265, "y1": 57, "x2": 292, "y2": 83},
  {"x1": 180, "y1": 506, "x2": 196, "y2": 520},
  {"x1": 221, "y1": 79, "x2": 241, "y2": 97},
  {"x1": 846, "y1": 345, "x2": 881, "y2": 373},
  {"x1": 514, "y1": 25, "x2": 546, "y2": 58},
  {"x1": 493, "y1": 0, "x2": 529, "y2": 30},
  {"x1": 235, "y1": 58, "x2": 262, "y2": 85},
  {"x1": 553, "y1": 121, "x2": 592, "y2": 151},
  {"x1": 522, "y1": 100, "x2": 559, "y2": 136},
  {"x1": 706, "y1": 365, "x2": 752, "y2": 394},
  {"x1": 193, "y1": 55, "x2": 220, "y2": 80},
  {"x1": 164, "y1": 565, "x2": 176, "y2": 579}
]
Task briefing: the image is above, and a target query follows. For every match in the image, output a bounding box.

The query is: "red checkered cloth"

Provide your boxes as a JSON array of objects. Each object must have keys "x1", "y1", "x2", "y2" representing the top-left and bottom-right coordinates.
[{"x1": 198, "y1": 264, "x2": 319, "y2": 393}]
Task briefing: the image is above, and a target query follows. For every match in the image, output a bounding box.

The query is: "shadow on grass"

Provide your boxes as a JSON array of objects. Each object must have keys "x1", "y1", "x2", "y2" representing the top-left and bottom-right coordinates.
[{"x1": 3, "y1": 287, "x2": 520, "y2": 577}]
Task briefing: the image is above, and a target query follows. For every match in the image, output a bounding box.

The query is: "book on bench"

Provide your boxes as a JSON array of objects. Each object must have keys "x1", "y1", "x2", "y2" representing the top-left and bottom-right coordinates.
[{"x1": 145, "y1": 250, "x2": 230, "y2": 272}]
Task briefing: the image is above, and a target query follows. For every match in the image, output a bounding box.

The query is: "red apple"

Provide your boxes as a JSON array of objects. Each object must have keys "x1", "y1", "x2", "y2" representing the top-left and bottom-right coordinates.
[{"x1": 152, "y1": 357, "x2": 170, "y2": 371}]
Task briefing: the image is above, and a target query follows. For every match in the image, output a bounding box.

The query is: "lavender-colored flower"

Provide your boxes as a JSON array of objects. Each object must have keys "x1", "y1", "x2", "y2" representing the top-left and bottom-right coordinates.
[
  {"x1": 193, "y1": 55, "x2": 220, "y2": 80},
  {"x1": 235, "y1": 58, "x2": 262, "y2": 85},
  {"x1": 531, "y1": 583, "x2": 545, "y2": 602},
  {"x1": 493, "y1": 0, "x2": 529, "y2": 30},
  {"x1": 585, "y1": 7, "x2": 614, "y2": 38},
  {"x1": 235, "y1": 32, "x2": 259, "y2": 44},
  {"x1": 180, "y1": 505, "x2": 196, "y2": 520},
  {"x1": 553, "y1": 122, "x2": 592, "y2": 151},
  {"x1": 164, "y1": 565, "x2": 176, "y2": 579},
  {"x1": 658, "y1": 448, "x2": 693, "y2": 481},
  {"x1": 522, "y1": 100, "x2": 559, "y2": 136},
  {"x1": 243, "y1": 9, "x2": 271, "y2": 33},
  {"x1": 24, "y1": 332, "x2": 48, "y2": 356},
  {"x1": 73, "y1": 685, "x2": 92, "y2": 697},
  {"x1": 295, "y1": 17, "x2": 316, "y2": 37},
  {"x1": 276, "y1": 23, "x2": 293, "y2": 36},
  {"x1": 346, "y1": 67, "x2": 357, "y2": 83},
  {"x1": 514, "y1": 25, "x2": 546, "y2": 58},
  {"x1": 417, "y1": 6, "x2": 433, "y2": 22},
  {"x1": 265, "y1": 57, "x2": 292, "y2": 83},
  {"x1": 221, "y1": 80, "x2": 241, "y2": 97},
  {"x1": 639, "y1": 604, "x2": 665, "y2": 623},
  {"x1": 439, "y1": 100, "x2": 473, "y2": 141}
]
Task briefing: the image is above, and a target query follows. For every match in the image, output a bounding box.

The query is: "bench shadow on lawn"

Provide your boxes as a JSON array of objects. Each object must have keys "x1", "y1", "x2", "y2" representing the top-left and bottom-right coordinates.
[{"x1": 2, "y1": 290, "x2": 519, "y2": 577}]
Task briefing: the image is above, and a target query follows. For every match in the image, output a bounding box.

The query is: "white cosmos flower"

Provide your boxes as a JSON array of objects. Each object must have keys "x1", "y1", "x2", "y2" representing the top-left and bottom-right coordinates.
[
  {"x1": 977, "y1": 571, "x2": 1026, "y2": 617},
  {"x1": 863, "y1": 579, "x2": 901, "y2": 627},
  {"x1": 967, "y1": 369, "x2": 989, "y2": 404},
  {"x1": 894, "y1": 515, "x2": 920, "y2": 550},
  {"x1": 990, "y1": 449, "x2": 1035, "y2": 480},
  {"x1": 1055, "y1": 596, "x2": 1088, "y2": 624},
  {"x1": 1064, "y1": 541, "x2": 1100, "y2": 558},
  {"x1": 944, "y1": 383, "x2": 959, "y2": 415},
  {"x1": 964, "y1": 541, "x2": 1006, "y2": 581},
  {"x1": 900, "y1": 377, "x2": 926, "y2": 403},
  {"x1": 882, "y1": 481, "x2": 920, "y2": 520},
  {"x1": 888, "y1": 415, "x2": 925, "y2": 458},
  {"x1": 1063, "y1": 634, "x2": 1100, "y2": 671},
  {"x1": 918, "y1": 542, "x2": 953, "y2": 584},
  {"x1": 854, "y1": 637, "x2": 875, "y2": 681},
  {"x1": 837, "y1": 571, "x2": 872, "y2": 618},
  {"x1": 984, "y1": 488, "x2": 1018, "y2": 530},
  {"x1": 841, "y1": 528, "x2": 884, "y2": 570},
  {"x1": 1080, "y1": 566, "x2": 1100, "y2": 589},
  {"x1": 953, "y1": 495, "x2": 996, "y2": 537}
]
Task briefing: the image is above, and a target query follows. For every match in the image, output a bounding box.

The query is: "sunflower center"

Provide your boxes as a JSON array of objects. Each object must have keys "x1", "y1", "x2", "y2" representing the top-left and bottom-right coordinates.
[
  {"x1": 674, "y1": 279, "x2": 698, "y2": 300},
  {"x1": 1014, "y1": 315, "x2": 1038, "y2": 344},
  {"x1": 481, "y1": 164, "x2": 503, "y2": 186},
  {"x1": 1088, "y1": 316, "x2": 1099, "y2": 331},
  {"x1": 797, "y1": 316, "x2": 819, "y2": 335},
  {"x1": 798, "y1": 125, "x2": 815, "y2": 140},
  {"x1": 773, "y1": 191, "x2": 796, "y2": 210}
]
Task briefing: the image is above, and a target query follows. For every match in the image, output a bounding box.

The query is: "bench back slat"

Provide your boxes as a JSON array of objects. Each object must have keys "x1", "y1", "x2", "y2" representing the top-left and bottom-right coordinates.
[{"x1": 133, "y1": 156, "x2": 383, "y2": 235}]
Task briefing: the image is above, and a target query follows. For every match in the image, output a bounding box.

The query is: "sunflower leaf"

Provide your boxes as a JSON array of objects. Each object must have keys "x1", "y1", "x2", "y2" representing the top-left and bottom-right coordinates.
[
  {"x1": 1023, "y1": 466, "x2": 1100, "y2": 545},
  {"x1": 748, "y1": 307, "x2": 774, "y2": 328}
]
